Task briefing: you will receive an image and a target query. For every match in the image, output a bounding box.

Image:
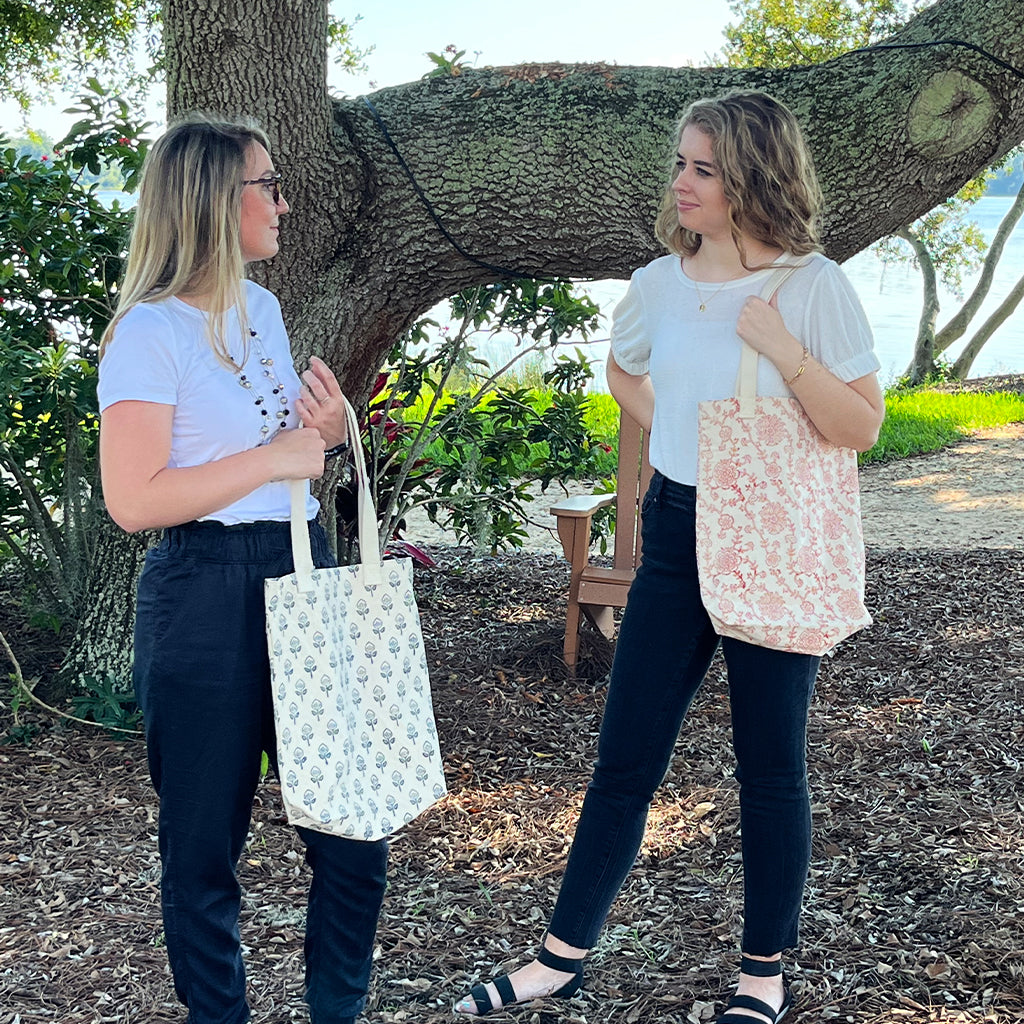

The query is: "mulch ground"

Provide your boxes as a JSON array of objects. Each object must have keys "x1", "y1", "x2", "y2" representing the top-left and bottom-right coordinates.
[{"x1": 1, "y1": 545, "x2": 1022, "y2": 1024}]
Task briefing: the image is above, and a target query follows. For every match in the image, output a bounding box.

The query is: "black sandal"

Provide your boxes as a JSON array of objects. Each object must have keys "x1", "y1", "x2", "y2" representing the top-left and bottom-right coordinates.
[
  {"x1": 457, "y1": 944, "x2": 584, "y2": 1016},
  {"x1": 716, "y1": 956, "x2": 793, "y2": 1024}
]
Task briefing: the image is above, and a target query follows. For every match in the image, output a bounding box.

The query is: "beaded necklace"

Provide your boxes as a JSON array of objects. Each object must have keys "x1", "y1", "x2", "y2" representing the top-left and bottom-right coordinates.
[{"x1": 237, "y1": 328, "x2": 291, "y2": 444}]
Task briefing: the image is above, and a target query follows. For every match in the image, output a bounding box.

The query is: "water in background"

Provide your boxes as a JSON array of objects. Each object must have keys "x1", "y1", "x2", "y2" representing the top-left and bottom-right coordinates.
[
  {"x1": 468, "y1": 194, "x2": 1024, "y2": 390},
  {"x1": 843, "y1": 195, "x2": 1024, "y2": 383},
  {"x1": 99, "y1": 190, "x2": 1024, "y2": 386}
]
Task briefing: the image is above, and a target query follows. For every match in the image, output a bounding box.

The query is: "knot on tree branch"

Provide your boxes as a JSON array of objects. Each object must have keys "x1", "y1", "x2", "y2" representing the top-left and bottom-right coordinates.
[{"x1": 908, "y1": 70, "x2": 996, "y2": 159}]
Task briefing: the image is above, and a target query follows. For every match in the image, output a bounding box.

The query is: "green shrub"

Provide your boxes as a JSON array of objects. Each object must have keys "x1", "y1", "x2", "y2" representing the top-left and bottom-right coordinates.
[
  {"x1": 0, "y1": 86, "x2": 150, "y2": 617},
  {"x1": 336, "y1": 281, "x2": 619, "y2": 556}
]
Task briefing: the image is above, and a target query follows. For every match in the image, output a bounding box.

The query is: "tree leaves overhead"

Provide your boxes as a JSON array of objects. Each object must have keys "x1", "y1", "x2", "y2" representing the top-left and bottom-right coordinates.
[
  {"x1": 721, "y1": 0, "x2": 926, "y2": 67},
  {"x1": 0, "y1": 0, "x2": 156, "y2": 106}
]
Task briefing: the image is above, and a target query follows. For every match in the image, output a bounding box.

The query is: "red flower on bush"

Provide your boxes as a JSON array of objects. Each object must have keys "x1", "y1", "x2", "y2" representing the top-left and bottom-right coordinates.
[{"x1": 367, "y1": 410, "x2": 406, "y2": 444}]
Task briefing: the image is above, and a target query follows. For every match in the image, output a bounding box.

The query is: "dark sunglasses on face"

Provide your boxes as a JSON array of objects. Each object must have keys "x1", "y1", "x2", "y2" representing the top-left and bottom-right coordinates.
[{"x1": 242, "y1": 172, "x2": 283, "y2": 204}]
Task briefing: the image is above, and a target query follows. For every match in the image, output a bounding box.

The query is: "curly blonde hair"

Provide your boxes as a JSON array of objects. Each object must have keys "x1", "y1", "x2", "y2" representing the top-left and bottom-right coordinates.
[{"x1": 654, "y1": 90, "x2": 823, "y2": 266}]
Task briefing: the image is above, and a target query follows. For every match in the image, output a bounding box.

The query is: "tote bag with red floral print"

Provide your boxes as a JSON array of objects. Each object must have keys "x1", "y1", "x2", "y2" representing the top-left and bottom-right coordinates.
[{"x1": 695, "y1": 268, "x2": 871, "y2": 656}]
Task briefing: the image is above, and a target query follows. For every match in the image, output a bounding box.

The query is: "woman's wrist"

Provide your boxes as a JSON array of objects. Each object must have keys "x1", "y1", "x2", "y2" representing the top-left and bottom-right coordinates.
[
  {"x1": 774, "y1": 335, "x2": 811, "y2": 386},
  {"x1": 783, "y1": 346, "x2": 810, "y2": 387},
  {"x1": 324, "y1": 439, "x2": 350, "y2": 458}
]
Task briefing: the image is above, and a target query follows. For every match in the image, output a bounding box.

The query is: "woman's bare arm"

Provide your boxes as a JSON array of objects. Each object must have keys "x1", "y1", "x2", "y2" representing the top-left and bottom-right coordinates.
[
  {"x1": 100, "y1": 401, "x2": 326, "y2": 533},
  {"x1": 606, "y1": 353, "x2": 656, "y2": 432}
]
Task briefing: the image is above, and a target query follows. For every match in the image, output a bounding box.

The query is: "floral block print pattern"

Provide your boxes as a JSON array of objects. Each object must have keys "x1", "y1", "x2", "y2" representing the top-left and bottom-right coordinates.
[
  {"x1": 696, "y1": 397, "x2": 872, "y2": 656},
  {"x1": 265, "y1": 557, "x2": 447, "y2": 841}
]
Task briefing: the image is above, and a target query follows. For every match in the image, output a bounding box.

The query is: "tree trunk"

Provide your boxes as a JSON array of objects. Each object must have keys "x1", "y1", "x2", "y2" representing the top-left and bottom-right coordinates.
[
  {"x1": 950, "y1": 270, "x2": 1024, "y2": 377},
  {"x1": 934, "y1": 180, "x2": 1024, "y2": 355},
  {"x1": 57, "y1": 518, "x2": 152, "y2": 695},
  {"x1": 899, "y1": 226, "x2": 942, "y2": 384},
  {"x1": 63, "y1": 0, "x2": 1024, "y2": 689}
]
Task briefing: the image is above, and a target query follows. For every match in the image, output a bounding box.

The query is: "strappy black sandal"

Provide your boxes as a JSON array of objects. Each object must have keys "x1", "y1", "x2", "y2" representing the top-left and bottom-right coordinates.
[
  {"x1": 717, "y1": 956, "x2": 793, "y2": 1024},
  {"x1": 457, "y1": 944, "x2": 584, "y2": 1016}
]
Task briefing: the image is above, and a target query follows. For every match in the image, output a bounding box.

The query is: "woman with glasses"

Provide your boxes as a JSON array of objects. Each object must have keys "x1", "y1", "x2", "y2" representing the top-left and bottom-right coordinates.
[{"x1": 98, "y1": 114, "x2": 385, "y2": 1024}]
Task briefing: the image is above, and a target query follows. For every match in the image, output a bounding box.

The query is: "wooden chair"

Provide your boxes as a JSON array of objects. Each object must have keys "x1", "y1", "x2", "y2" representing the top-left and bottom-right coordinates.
[{"x1": 549, "y1": 411, "x2": 653, "y2": 672}]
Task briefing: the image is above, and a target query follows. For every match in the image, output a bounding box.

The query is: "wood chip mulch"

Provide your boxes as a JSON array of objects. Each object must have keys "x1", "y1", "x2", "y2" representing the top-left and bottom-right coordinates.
[{"x1": 1, "y1": 545, "x2": 1022, "y2": 1024}]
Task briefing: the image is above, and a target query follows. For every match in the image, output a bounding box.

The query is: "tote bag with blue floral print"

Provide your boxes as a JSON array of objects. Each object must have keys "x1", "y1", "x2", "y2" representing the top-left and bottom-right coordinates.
[{"x1": 265, "y1": 400, "x2": 447, "y2": 841}]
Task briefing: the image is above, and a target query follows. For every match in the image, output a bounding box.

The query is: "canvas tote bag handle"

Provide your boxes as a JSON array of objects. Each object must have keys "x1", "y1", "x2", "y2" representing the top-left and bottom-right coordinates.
[
  {"x1": 288, "y1": 396, "x2": 384, "y2": 592},
  {"x1": 736, "y1": 262, "x2": 806, "y2": 419}
]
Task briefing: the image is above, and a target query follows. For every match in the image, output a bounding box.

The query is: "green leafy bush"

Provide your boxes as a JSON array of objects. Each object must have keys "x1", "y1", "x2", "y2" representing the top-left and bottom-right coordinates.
[
  {"x1": 0, "y1": 85, "x2": 150, "y2": 617},
  {"x1": 336, "y1": 280, "x2": 618, "y2": 556}
]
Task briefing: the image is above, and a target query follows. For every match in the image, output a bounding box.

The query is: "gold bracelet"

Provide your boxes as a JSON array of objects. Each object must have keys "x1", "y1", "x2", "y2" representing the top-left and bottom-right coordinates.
[{"x1": 783, "y1": 347, "x2": 809, "y2": 387}]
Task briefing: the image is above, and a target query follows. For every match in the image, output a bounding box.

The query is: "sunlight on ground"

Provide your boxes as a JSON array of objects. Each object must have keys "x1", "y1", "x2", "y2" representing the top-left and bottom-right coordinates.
[
  {"x1": 933, "y1": 491, "x2": 1024, "y2": 510},
  {"x1": 436, "y1": 782, "x2": 734, "y2": 879},
  {"x1": 890, "y1": 471, "x2": 1024, "y2": 511}
]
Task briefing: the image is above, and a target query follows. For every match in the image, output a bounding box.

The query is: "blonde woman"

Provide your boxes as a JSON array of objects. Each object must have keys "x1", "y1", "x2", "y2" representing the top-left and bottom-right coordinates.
[
  {"x1": 99, "y1": 115, "x2": 385, "y2": 1024},
  {"x1": 456, "y1": 91, "x2": 884, "y2": 1024}
]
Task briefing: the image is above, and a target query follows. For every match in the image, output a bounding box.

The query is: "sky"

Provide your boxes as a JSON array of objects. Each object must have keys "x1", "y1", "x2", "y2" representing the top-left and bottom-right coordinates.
[
  {"x1": 0, "y1": 0, "x2": 737, "y2": 138},
  {"x1": 336, "y1": 0, "x2": 735, "y2": 95}
]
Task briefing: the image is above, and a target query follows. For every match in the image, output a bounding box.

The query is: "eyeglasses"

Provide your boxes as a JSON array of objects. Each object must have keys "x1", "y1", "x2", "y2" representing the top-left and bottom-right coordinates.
[{"x1": 242, "y1": 172, "x2": 283, "y2": 205}]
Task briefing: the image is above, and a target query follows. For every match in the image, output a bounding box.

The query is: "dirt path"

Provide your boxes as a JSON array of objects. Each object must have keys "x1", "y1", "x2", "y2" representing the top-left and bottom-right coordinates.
[{"x1": 859, "y1": 422, "x2": 1024, "y2": 549}]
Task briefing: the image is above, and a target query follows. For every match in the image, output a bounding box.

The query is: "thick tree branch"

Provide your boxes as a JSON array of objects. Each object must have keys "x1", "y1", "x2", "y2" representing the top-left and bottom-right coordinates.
[
  {"x1": 160, "y1": 0, "x2": 1024, "y2": 401},
  {"x1": 951, "y1": 270, "x2": 1024, "y2": 377},
  {"x1": 934, "y1": 180, "x2": 1024, "y2": 353}
]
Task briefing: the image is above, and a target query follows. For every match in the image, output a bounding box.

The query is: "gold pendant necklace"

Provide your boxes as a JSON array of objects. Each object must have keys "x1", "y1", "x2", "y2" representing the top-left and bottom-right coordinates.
[{"x1": 691, "y1": 276, "x2": 730, "y2": 313}]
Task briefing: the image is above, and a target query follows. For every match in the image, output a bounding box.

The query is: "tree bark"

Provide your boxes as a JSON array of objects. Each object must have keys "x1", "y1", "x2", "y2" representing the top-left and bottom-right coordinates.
[
  {"x1": 63, "y1": 0, "x2": 1024, "y2": 689},
  {"x1": 56, "y1": 518, "x2": 152, "y2": 695},
  {"x1": 898, "y1": 227, "x2": 941, "y2": 384},
  {"x1": 934, "y1": 181, "x2": 1024, "y2": 355}
]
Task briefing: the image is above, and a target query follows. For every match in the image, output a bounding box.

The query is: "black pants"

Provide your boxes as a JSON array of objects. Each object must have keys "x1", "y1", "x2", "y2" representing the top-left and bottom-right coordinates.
[
  {"x1": 548, "y1": 473, "x2": 819, "y2": 955},
  {"x1": 134, "y1": 519, "x2": 388, "y2": 1024}
]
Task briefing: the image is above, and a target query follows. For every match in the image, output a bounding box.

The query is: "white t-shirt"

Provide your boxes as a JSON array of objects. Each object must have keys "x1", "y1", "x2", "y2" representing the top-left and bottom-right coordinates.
[
  {"x1": 98, "y1": 280, "x2": 319, "y2": 525},
  {"x1": 610, "y1": 251, "x2": 881, "y2": 486}
]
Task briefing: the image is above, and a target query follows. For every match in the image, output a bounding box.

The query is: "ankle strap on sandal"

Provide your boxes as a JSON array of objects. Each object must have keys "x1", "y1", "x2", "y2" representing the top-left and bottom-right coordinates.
[
  {"x1": 741, "y1": 955, "x2": 783, "y2": 977},
  {"x1": 537, "y1": 945, "x2": 585, "y2": 975}
]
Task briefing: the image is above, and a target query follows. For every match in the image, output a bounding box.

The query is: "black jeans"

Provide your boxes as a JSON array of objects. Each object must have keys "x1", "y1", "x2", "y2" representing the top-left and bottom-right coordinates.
[
  {"x1": 548, "y1": 472, "x2": 819, "y2": 956},
  {"x1": 134, "y1": 519, "x2": 388, "y2": 1024}
]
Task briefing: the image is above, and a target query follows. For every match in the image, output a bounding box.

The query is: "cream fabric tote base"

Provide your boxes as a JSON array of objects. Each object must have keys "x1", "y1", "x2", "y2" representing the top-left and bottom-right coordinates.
[
  {"x1": 265, "y1": 399, "x2": 447, "y2": 841},
  {"x1": 695, "y1": 265, "x2": 872, "y2": 657}
]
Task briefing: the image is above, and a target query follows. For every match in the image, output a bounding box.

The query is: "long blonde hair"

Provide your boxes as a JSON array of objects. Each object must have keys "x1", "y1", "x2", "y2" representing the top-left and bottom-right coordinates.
[
  {"x1": 100, "y1": 113, "x2": 272, "y2": 368},
  {"x1": 654, "y1": 90, "x2": 823, "y2": 267}
]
